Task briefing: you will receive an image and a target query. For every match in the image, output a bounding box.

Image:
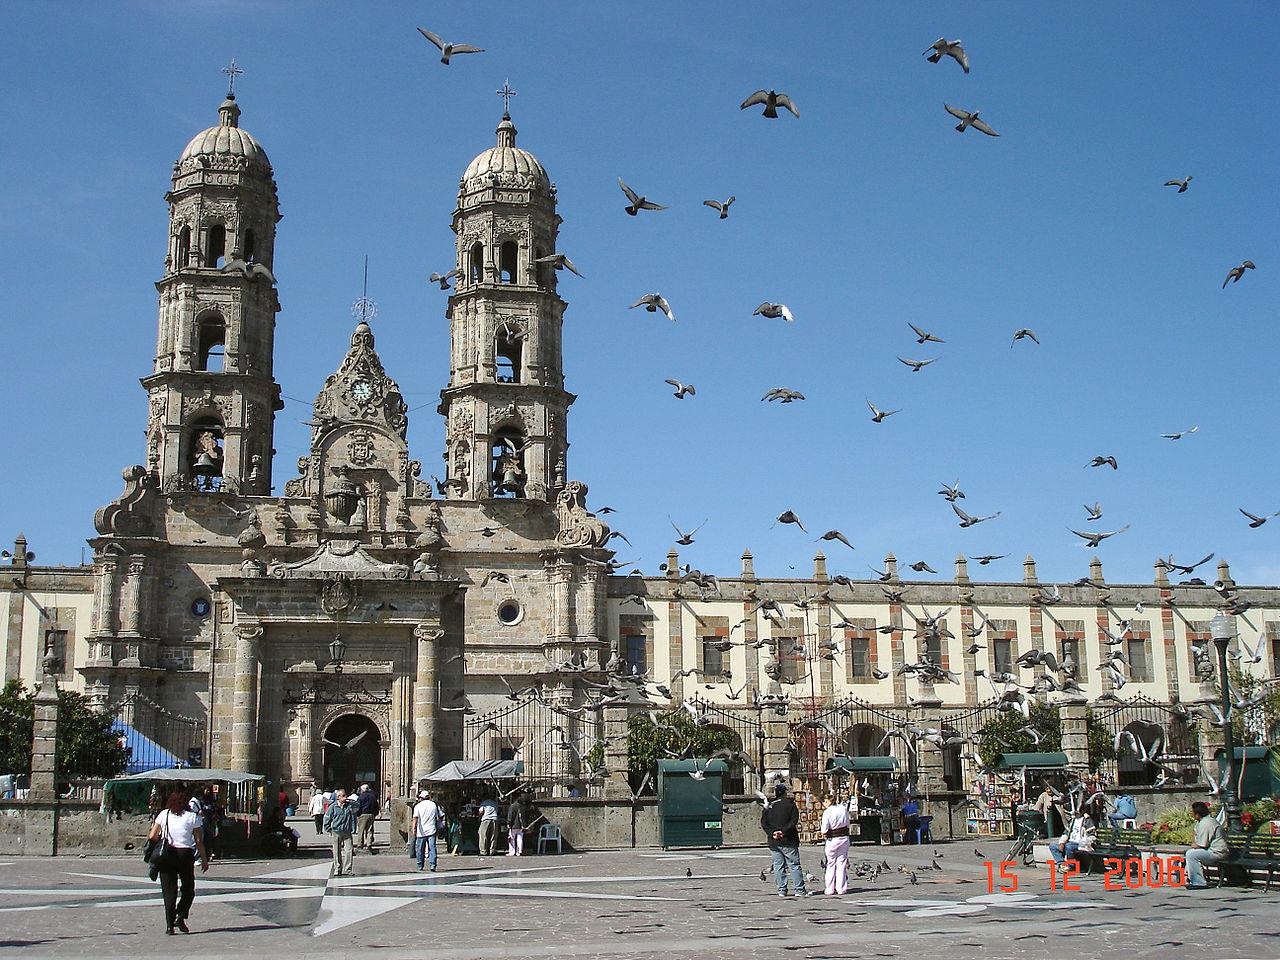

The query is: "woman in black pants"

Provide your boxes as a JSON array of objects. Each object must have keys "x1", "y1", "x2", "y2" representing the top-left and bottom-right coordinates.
[{"x1": 148, "y1": 787, "x2": 209, "y2": 935}]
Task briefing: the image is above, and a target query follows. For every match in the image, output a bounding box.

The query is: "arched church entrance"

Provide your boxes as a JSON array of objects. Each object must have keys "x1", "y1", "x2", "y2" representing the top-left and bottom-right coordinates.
[{"x1": 322, "y1": 713, "x2": 381, "y2": 792}]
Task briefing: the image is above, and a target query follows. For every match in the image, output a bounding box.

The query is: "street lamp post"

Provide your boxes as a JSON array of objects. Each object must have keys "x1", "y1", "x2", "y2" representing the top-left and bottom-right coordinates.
[{"x1": 1209, "y1": 613, "x2": 1243, "y2": 834}]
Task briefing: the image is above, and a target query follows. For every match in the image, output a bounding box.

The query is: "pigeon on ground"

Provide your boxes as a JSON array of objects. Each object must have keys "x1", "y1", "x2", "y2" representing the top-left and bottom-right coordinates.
[
  {"x1": 416, "y1": 27, "x2": 485, "y2": 64},
  {"x1": 617, "y1": 178, "x2": 668, "y2": 216},
  {"x1": 740, "y1": 89, "x2": 800, "y2": 118},
  {"x1": 944, "y1": 104, "x2": 999, "y2": 136}
]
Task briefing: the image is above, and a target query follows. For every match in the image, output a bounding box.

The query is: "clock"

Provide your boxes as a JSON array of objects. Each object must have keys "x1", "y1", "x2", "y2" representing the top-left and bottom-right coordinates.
[{"x1": 351, "y1": 378, "x2": 373, "y2": 402}]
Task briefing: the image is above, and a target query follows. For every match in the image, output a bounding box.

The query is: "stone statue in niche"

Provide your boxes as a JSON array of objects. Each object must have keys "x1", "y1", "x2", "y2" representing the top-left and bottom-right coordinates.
[
  {"x1": 412, "y1": 503, "x2": 445, "y2": 577},
  {"x1": 238, "y1": 511, "x2": 267, "y2": 576}
]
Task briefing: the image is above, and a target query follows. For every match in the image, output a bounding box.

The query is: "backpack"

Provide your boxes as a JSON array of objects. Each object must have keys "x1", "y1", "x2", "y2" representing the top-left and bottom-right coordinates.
[{"x1": 1114, "y1": 794, "x2": 1137, "y2": 819}]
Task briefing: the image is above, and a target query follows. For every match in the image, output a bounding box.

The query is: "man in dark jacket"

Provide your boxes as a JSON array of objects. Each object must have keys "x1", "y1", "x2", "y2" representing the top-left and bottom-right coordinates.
[
  {"x1": 761, "y1": 783, "x2": 812, "y2": 897},
  {"x1": 355, "y1": 784, "x2": 380, "y2": 851}
]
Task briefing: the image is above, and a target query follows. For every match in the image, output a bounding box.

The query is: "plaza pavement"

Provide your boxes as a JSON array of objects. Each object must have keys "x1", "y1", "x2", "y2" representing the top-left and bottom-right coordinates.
[{"x1": 0, "y1": 837, "x2": 1274, "y2": 960}]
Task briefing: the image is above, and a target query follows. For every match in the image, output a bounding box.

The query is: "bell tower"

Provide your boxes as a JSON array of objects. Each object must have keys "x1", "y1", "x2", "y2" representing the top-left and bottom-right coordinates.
[
  {"x1": 144, "y1": 83, "x2": 282, "y2": 497},
  {"x1": 437, "y1": 105, "x2": 573, "y2": 502}
]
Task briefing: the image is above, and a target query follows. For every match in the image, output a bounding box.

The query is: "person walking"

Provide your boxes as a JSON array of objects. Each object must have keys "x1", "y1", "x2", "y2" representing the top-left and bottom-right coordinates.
[
  {"x1": 309, "y1": 787, "x2": 326, "y2": 835},
  {"x1": 761, "y1": 783, "x2": 813, "y2": 897},
  {"x1": 505, "y1": 792, "x2": 527, "y2": 857},
  {"x1": 356, "y1": 783, "x2": 380, "y2": 851},
  {"x1": 477, "y1": 794, "x2": 499, "y2": 856},
  {"x1": 148, "y1": 787, "x2": 208, "y2": 935},
  {"x1": 412, "y1": 790, "x2": 445, "y2": 871},
  {"x1": 820, "y1": 794, "x2": 851, "y2": 896},
  {"x1": 323, "y1": 788, "x2": 358, "y2": 877},
  {"x1": 1185, "y1": 801, "x2": 1229, "y2": 889}
]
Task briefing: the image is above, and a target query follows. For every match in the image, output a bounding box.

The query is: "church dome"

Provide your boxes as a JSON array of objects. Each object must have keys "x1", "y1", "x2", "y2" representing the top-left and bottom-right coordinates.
[
  {"x1": 178, "y1": 95, "x2": 271, "y2": 171},
  {"x1": 460, "y1": 114, "x2": 550, "y2": 194}
]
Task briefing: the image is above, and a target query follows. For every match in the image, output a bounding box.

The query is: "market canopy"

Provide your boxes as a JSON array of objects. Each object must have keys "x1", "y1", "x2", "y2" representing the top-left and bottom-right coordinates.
[
  {"x1": 421, "y1": 759, "x2": 525, "y2": 782},
  {"x1": 112, "y1": 720, "x2": 182, "y2": 774},
  {"x1": 111, "y1": 768, "x2": 265, "y2": 785},
  {"x1": 994, "y1": 752, "x2": 1069, "y2": 770},
  {"x1": 826, "y1": 755, "x2": 899, "y2": 773}
]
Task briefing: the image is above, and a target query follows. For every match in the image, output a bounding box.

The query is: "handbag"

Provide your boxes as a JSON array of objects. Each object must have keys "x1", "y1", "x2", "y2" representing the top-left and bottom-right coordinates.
[{"x1": 145, "y1": 811, "x2": 179, "y2": 871}]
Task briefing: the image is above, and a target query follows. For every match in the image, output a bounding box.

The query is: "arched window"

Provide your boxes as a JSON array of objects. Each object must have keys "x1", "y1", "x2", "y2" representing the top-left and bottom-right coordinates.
[
  {"x1": 195, "y1": 314, "x2": 226, "y2": 372},
  {"x1": 843, "y1": 723, "x2": 889, "y2": 757},
  {"x1": 499, "y1": 241, "x2": 518, "y2": 284},
  {"x1": 176, "y1": 226, "x2": 191, "y2": 269},
  {"x1": 469, "y1": 242, "x2": 484, "y2": 283},
  {"x1": 187, "y1": 418, "x2": 225, "y2": 492},
  {"x1": 490, "y1": 428, "x2": 526, "y2": 498},
  {"x1": 205, "y1": 224, "x2": 226, "y2": 268},
  {"x1": 495, "y1": 325, "x2": 521, "y2": 383},
  {"x1": 243, "y1": 228, "x2": 256, "y2": 264}
]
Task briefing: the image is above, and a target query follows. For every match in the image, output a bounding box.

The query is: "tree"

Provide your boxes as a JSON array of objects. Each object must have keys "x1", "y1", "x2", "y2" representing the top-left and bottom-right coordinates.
[
  {"x1": 976, "y1": 702, "x2": 1114, "y2": 772},
  {"x1": 0, "y1": 680, "x2": 129, "y2": 780},
  {"x1": 627, "y1": 712, "x2": 742, "y2": 794},
  {"x1": 1230, "y1": 666, "x2": 1280, "y2": 746}
]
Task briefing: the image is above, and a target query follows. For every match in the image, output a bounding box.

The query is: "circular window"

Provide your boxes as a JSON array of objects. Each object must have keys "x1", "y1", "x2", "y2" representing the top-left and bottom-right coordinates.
[
  {"x1": 497, "y1": 600, "x2": 523, "y2": 625},
  {"x1": 191, "y1": 597, "x2": 212, "y2": 618}
]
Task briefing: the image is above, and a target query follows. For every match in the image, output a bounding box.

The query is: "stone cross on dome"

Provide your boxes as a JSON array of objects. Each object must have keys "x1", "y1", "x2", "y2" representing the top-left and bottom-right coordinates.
[
  {"x1": 496, "y1": 78, "x2": 517, "y2": 117},
  {"x1": 221, "y1": 57, "x2": 245, "y2": 97}
]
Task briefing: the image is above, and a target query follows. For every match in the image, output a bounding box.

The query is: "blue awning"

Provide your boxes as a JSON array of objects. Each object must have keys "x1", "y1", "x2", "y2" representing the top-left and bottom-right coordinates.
[{"x1": 112, "y1": 720, "x2": 184, "y2": 774}]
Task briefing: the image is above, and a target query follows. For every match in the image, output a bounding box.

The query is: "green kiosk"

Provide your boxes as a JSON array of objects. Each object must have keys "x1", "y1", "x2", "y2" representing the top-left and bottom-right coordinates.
[
  {"x1": 657, "y1": 759, "x2": 727, "y2": 849},
  {"x1": 1215, "y1": 746, "x2": 1280, "y2": 803}
]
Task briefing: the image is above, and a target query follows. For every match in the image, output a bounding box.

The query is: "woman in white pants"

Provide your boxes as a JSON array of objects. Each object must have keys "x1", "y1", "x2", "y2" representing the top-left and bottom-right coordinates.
[{"x1": 820, "y1": 795, "x2": 851, "y2": 895}]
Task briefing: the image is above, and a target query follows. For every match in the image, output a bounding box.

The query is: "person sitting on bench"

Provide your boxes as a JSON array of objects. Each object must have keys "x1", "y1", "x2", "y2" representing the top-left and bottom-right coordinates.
[{"x1": 1050, "y1": 807, "x2": 1096, "y2": 868}]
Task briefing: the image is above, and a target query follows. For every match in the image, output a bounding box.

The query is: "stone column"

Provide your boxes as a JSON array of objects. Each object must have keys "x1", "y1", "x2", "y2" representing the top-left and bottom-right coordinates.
[
  {"x1": 120, "y1": 556, "x2": 147, "y2": 636},
  {"x1": 413, "y1": 622, "x2": 443, "y2": 778},
  {"x1": 230, "y1": 623, "x2": 262, "y2": 772},
  {"x1": 94, "y1": 554, "x2": 120, "y2": 635},
  {"x1": 601, "y1": 703, "x2": 632, "y2": 800},
  {"x1": 914, "y1": 696, "x2": 946, "y2": 793},
  {"x1": 764, "y1": 714, "x2": 790, "y2": 785},
  {"x1": 1198, "y1": 714, "x2": 1225, "y2": 776},
  {"x1": 1060, "y1": 696, "x2": 1090, "y2": 775},
  {"x1": 294, "y1": 703, "x2": 315, "y2": 784},
  {"x1": 29, "y1": 670, "x2": 60, "y2": 801}
]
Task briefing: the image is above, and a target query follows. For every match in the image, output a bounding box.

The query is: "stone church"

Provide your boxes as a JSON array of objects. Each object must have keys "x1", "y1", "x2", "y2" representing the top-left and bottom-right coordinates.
[
  {"x1": 88, "y1": 90, "x2": 617, "y2": 800},
  {"x1": 77, "y1": 85, "x2": 1279, "y2": 814}
]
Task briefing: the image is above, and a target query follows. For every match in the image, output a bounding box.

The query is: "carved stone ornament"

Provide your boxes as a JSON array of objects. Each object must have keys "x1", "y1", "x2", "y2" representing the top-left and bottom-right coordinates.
[
  {"x1": 268, "y1": 539, "x2": 410, "y2": 581},
  {"x1": 319, "y1": 573, "x2": 358, "y2": 615},
  {"x1": 347, "y1": 430, "x2": 377, "y2": 467},
  {"x1": 554, "y1": 480, "x2": 612, "y2": 549},
  {"x1": 283, "y1": 456, "x2": 311, "y2": 498},
  {"x1": 182, "y1": 390, "x2": 233, "y2": 425},
  {"x1": 308, "y1": 322, "x2": 408, "y2": 442},
  {"x1": 94, "y1": 465, "x2": 159, "y2": 536}
]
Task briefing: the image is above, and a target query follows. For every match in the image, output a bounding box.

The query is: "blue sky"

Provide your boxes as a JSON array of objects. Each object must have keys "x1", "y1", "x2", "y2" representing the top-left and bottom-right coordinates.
[{"x1": 1, "y1": 1, "x2": 1275, "y2": 584}]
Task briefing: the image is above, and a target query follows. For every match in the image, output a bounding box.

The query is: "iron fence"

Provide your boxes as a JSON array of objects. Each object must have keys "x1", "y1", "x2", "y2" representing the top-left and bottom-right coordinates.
[
  {"x1": 464, "y1": 696, "x2": 603, "y2": 795},
  {"x1": 100, "y1": 693, "x2": 206, "y2": 776},
  {"x1": 788, "y1": 697, "x2": 917, "y2": 781},
  {"x1": 1093, "y1": 694, "x2": 1199, "y2": 786},
  {"x1": 0, "y1": 697, "x2": 33, "y2": 797},
  {"x1": 688, "y1": 695, "x2": 764, "y2": 794}
]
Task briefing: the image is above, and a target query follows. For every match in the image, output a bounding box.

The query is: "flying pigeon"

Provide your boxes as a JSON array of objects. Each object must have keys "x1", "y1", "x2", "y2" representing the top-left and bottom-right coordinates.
[{"x1": 740, "y1": 89, "x2": 799, "y2": 119}]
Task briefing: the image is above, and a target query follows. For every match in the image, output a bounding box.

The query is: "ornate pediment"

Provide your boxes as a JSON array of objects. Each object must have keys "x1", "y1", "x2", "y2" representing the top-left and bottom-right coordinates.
[
  {"x1": 310, "y1": 322, "x2": 408, "y2": 444},
  {"x1": 267, "y1": 538, "x2": 410, "y2": 580}
]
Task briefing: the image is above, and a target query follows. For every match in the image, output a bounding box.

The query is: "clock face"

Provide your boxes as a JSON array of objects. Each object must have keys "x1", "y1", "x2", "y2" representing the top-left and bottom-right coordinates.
[{"x1": 351, "y1": 379, "x2": 373, "y2": 402}]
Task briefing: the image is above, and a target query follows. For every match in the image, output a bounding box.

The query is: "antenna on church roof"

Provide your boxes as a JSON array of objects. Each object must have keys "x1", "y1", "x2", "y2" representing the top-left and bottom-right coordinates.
[
  {"x1": 221, "y1": 57, "x2": 244, "y2": 97},
  {"x1": 351, "y1": 255, "x2": 378, "y2": 324},
  {"x1": 496, "y1": 78, "x2": 517, "y2": 117}
]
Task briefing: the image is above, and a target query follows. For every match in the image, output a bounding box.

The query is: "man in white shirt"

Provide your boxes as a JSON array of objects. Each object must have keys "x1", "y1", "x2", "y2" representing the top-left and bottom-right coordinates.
[
  {"x1": 820, "y1": 795, "x2": 851, "y2": 895},
  {"x1": 477, "y1": 795, "x2": 499, "y2": 857},
  {"x1": 412, "y1": 790, "x2": 445, "y2": 871},
  {"x1": 1050, "y1": 809, "x2": 1096, "y2": 868},
  {"x1": 308, "y1": 788, "x2": 326, "y2": 834}
]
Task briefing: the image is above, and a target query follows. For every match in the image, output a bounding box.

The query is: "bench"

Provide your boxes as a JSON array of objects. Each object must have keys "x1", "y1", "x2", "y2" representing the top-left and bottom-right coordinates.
[
  {"x1": 1209, "y1": 833, "x2": 1280, "y2": 891},
  {"x1": 1082, "y1": 827, "x2": 1153, "y2": 874}
]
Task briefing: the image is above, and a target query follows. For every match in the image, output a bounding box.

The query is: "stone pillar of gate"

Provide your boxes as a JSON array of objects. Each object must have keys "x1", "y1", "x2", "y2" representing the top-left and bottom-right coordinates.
[
  {"x1": 230, "y1": 623, "x2": 262, "y2": 772},
  {"x1": 1060, "y1": 696, "x2": 1090, "y2": 776},
  {"x1": 763, "y1": 701, "x2": 791, "y2": 786},
  {"x1": 30, "y1": 660, "x2": 60, "y2": 801},
  {"x1": 914, "y1": 695, "x2": 946, "y2": 794},
  {"x1": 413, "y1": 621, "x2": 443, "y2": 779},
  {"x1": 601, "y1": 703, "x2": 632, "y2": 801}
]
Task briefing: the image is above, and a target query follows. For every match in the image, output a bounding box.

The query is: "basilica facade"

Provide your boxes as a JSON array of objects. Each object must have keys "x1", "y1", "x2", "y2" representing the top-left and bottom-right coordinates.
[{"x1": 33, "y1": 87, "x2": 1277, "y2": 807}]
